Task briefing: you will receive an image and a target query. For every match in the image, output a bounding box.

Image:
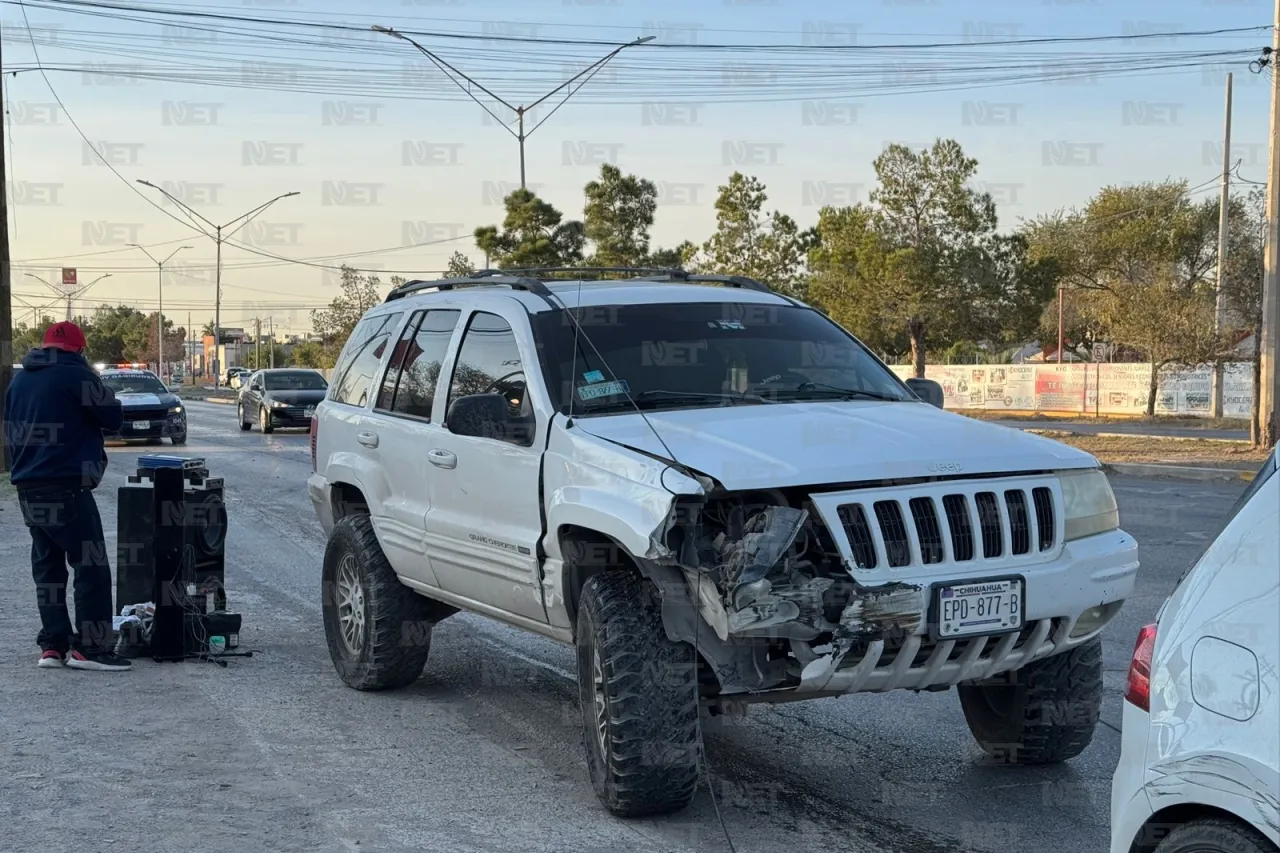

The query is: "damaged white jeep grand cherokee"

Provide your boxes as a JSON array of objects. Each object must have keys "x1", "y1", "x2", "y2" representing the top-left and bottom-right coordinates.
[{"x1": 307, "y1": 269, "x2": 1139, "y2": 818}]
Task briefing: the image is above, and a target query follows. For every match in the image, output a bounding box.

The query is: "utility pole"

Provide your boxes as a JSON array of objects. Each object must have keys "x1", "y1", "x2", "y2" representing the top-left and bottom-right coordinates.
[
  {"x1": 1213, "y1": 72, "x2": 1233, "y2": 420},
  {"x1": 1057, "y1": 285, "x2": 1065, "y2": 364},
  {"x1": 269, "y1": 316, "x2": 275, "y2": 368},
  {"x1": 187, "y1": 310, "x2": 192, "y2": 384},
  {"x1": 135, "y1": 182, "x2": 299, "y2": 387},
  {"x1": 129, "y1": 244, "x2": 192, "y2": 383},
  {"x1": 0, "y1": 31, "x2": 11, "y2": 473},
  {"x1": 255, "y1": 317, "x2": 261, "y2": 370},
  {"x1": 373, "y1": 25, "x2": 653, "y2": 190},
  {"x1": 1260, "y1": 4, "x2": 1280, "y2": 449}
]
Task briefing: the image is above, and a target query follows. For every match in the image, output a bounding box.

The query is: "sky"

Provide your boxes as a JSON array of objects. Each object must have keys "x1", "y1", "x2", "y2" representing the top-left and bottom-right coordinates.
[{"x1": 1, "y1": 0, "x2": 1274, "y2": 335}]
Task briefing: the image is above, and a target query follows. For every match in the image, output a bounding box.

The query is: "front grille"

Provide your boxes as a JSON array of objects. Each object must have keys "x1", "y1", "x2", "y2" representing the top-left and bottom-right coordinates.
[
  {"x1": 122, "y1": 407, "x2": 168, "y2": 422},
  {"x1": 835, "y1": 480, "x2": 1059, "y2": 573}
]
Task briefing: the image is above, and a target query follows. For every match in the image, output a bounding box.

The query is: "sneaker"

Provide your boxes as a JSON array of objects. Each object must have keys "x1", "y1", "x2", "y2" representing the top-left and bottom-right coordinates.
[
  {"x1": 65, "y1": 650, "x2": 132, "y2": 672},
  {"x1": 37, "y1": 650, "x2": 66, "y2": 669}
]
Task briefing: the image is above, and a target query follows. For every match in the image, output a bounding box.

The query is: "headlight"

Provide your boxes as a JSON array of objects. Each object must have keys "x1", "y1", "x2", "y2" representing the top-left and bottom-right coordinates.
[
  {"x1": 1058, "y1": 468, "x2": 1119, "y2": 541},
  {"x1": 169, "y1": 405, "x2": 183, "y2": 414},
  {"x1": 271, "y1": 400, "x2": 287, "y2": 408}
]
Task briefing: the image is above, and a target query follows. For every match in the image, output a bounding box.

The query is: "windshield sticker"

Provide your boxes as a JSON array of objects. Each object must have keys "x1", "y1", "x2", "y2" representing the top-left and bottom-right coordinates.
[
  {"x1": 577, "y1": 379, "x2": 630, "y2": 401},
  {"x1": 583, "y1": 369, "x2": 605, "y2": 383},
  {"x1": 708, "y1": 319, "x2": 745, "y2": 330}
]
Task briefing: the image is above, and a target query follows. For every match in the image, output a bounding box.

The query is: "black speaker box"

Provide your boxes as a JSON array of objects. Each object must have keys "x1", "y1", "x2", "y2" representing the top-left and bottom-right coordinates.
[{"x1": 116, "y1": 476, "x2": 228, "y2": 615}]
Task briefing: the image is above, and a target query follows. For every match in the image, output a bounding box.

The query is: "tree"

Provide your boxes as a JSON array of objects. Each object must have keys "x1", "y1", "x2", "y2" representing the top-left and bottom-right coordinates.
[
  {"x1": 582, "y1": 164, "x2": 658, "y2": 268},
  {"x1": 1025, "y1": 181, "x2": 1234, "y2": 415},
  {"x1": 13, "y1": 317, "x2": 59, "y2": 355},
  {"x1": 85, "y1": 305, "x2": 148, "y2": 363},
  {"x1": 310, "y1": 266, "x2": 398, "y2": 361},
  {"x1": 290, "y1": 341, "x2": 328, "y2": 369},
  {"x1": 445, "y1": 251, "x2": 477, "y2": 277},
  {"x1": 647, "y1": 241, "x2": 698, "y2": 270},
  {"x1": 474, "y1": 189, "x2": 584, "y2": 271},
  {"x1": 808, "y1": 141, "x2": 1054, "y2": 372},
  {"x1": 691, "y1": 172, "x2": 814, "y2": 297},
  {"x1": 126, "y1": 314, "x2": 186, "y2": 367}
]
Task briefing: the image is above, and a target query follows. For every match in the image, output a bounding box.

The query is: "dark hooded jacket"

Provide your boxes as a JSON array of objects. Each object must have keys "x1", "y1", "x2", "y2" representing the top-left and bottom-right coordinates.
[{"x1": 3, "y1": 348, "x2": 124, "y2": 489}]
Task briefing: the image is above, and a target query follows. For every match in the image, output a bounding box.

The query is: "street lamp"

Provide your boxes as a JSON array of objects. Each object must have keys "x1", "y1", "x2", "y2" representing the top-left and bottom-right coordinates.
[
  {"x1": 134, "y1": 182, "x2": 299, "y2": 387},
  {"x1": 25, "y1": 271, "x2": 112, "y2": 321},
  {"x1": 372, "y1": 25, "x2": 654, "y2": 189},
  {"x1": 129, "y1": 244, "x2": 193, "y2": 382}
]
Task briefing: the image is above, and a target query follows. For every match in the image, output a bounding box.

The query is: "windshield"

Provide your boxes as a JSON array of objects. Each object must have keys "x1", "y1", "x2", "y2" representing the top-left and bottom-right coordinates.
[
  {"x1": 264, "y1": 371, "x2": 328, "y2": 391},
  {"x1": 532, "y1": 300, "x2": 914, "y2": 414},
  {"x1": 101, "y1": 374, "x2": 167, "y2": 395}
]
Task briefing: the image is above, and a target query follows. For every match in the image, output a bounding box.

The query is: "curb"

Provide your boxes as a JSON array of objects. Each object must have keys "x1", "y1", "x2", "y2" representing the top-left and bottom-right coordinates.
[{"x1": 1103, "y1": 463, "x2": 1256, "y2": 484}]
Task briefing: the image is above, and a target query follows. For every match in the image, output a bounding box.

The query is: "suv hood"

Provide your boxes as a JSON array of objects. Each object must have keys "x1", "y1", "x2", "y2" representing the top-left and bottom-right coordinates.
[
  {"x1": 118, "y1": 392, "x2": 178, "y2": 409},
  {"x1": 573, "y1": 400, "x2": 1097, "y2": 490}
]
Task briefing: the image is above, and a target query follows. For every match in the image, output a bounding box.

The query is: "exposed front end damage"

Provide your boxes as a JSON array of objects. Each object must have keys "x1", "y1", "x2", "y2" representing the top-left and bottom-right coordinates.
[{"x1": 641, "y1": 485, "x2": 926, "y2": 697}]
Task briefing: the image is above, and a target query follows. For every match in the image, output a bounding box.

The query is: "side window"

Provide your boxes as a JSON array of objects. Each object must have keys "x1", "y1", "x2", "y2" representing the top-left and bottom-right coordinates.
[
  {"x1": 329, "y1": 315, "x2": 384, "y2": 400},
  {"x1": 331, "y1": 313, "x2": 401, "y2": 408},
  {"x1": 446, "y1": 312, "x2": 530, "y2": 426},
  {"x1": 376, "y1": 311, "x2": 424, "y2": 411},
  {"x1": 391, "y1": 310, "x2": 461, "y2": 420}
]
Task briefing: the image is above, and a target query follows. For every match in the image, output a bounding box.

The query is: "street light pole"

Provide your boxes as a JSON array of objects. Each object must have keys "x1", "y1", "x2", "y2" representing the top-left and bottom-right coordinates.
[
  {"x1": 372, "y1": 25, "x2": 654, "y2": 190},
  {"x1": 130, "y1": 244, "x2": 192, "y2": 382},
  {"x1": 134, "y1": 182, "x2": 299, "y2": 387},
  {"x1": 25, "y1": 272, "x2": 112, "y2": 321}
]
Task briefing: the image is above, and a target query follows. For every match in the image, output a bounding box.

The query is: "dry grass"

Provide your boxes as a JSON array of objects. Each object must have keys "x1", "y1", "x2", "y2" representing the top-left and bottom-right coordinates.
[
  {"x1": 1033, "y1": 432, "x2": 1270, "y2": 466},
  {"x1": 961, "y1": 410, "x2": 1250, "y2": 431}
]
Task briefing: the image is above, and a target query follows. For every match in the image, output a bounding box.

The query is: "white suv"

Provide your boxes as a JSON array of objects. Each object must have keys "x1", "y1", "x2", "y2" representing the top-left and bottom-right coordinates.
[{"x1": 307, "y1": 269, "x2": 1140, "y2": 818}]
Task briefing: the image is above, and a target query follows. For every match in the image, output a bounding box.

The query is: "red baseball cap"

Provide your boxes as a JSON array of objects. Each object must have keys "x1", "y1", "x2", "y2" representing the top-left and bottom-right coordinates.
[{"x1": 43, "y1": 321, "x2": 88, "y2": 352}]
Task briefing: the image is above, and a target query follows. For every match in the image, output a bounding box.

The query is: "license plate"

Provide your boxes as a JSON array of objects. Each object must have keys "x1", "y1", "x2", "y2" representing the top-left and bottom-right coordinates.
[
  {"x1": 936, "y1": 579, "x2": 1023, "y2": 638},
  {"x1": 132, "y1": 420, "x2": 150, "y2": 430}
]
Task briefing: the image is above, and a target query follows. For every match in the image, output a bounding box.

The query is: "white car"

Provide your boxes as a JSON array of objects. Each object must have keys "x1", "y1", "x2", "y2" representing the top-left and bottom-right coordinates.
[
  {"x1": 1111, "y1": 449, "x2": 1279, "y2": 853},
  {"x1": 307, "y1": 269, "x2": 1140, "y2": 817}
]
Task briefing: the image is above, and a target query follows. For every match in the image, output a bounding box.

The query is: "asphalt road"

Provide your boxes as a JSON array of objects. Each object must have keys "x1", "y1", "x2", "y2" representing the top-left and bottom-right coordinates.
[{"x1": 0, "y1": 399, "x2": 1250, "y2": 853}]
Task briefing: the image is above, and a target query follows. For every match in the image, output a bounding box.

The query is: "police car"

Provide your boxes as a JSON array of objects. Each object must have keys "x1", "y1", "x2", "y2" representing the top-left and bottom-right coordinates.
[{"x1": 95, "y1": 365, "x2": 188, "y2": 444}]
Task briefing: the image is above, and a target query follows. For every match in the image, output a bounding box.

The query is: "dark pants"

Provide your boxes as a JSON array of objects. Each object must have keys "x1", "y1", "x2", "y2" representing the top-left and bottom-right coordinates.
[{"x1": 17, "y1": 484, "x2": 114, "y2": 655}]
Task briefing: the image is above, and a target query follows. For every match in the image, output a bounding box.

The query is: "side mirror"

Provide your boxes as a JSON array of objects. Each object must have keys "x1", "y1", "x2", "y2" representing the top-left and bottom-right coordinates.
[
  {"x1": 905, "y1": 377, "x2": 944, "y2": 409},
  {"x1": 446, "y1": 393, "x2": 532, "y2": 444}
]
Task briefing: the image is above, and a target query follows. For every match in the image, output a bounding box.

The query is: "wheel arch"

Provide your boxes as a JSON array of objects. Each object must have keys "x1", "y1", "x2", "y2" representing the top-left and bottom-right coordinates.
[{"x1": 1128, "y1": 804, "x2": 1280, "y2": 853}]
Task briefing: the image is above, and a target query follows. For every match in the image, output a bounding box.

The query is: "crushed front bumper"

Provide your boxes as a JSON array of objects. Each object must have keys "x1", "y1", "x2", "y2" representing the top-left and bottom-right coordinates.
[{"x1": 800, "y1": 527, "x2": 1139, "y2": 694}]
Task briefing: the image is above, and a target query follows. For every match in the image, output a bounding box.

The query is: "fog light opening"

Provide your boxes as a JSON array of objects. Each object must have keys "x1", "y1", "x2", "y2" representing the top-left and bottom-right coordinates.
[{"x1": 1070, "y1": 600, "x2": 1124, "y2": 638}]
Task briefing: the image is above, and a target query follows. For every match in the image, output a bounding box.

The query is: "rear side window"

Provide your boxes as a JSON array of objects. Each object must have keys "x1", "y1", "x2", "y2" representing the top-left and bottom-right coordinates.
[
  {"x1": 375, "y1": 309, "x2": 460, "y2": 419},
  {"x1": 330, "y1": 313, "x2": 402, "y2": 408}
]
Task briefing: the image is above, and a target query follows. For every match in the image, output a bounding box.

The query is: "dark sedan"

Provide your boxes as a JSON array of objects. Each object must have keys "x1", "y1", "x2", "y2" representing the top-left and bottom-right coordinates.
[
  {"x1": 237, "y1": 369, "x2": 328, "y2": 434},
  {"x1": 99, "y1": 368, "x2": 188, "y2": 444}
]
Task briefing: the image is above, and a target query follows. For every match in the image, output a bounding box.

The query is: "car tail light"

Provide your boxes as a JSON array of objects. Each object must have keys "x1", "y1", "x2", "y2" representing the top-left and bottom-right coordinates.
[
  {"x1": 1125, "y1": 623, "x2": 1157, "y2": 712},
  {"x1": 310, "y1": 415, "x2": 318, "y2": 473}
]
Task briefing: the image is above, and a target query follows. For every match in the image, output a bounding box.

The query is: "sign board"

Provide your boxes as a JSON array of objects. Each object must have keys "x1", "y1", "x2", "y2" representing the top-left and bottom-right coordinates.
[
  {"x1": 61, "y1": 267, "x2": 77, "y2": 286},
  {"x1": 1092, "y1": 342, "x2": 1109, "y2": 361}
]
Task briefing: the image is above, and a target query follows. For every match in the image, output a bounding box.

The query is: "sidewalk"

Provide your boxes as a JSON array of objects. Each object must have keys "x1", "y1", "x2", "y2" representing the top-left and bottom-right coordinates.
[{"x1": 992, "y1": 419, "x2": 1249, "y2": 443}]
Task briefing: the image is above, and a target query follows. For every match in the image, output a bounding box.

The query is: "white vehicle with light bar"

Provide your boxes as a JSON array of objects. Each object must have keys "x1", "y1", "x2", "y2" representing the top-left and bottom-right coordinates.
[{"x1": 306, "y1": 267, "x2": 1140, "y2": 818}]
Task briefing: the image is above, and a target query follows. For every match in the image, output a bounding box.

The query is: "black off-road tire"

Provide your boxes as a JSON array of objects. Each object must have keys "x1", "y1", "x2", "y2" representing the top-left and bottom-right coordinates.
[
  {"x1": 321, "y1": 514, "x2": 433, "y2": 691},
  {"x1": 170, "y1": 432, "x2": 187, "y2": 445},
  {"x1": 576, "y1": 571, "x2": 701, "y2": 818},
  {"x1": 259, "y1": 406, "x2": 274, "y2": 434},
  {"x1": 237, "y1": 403, "x2": 251, "y2": 430},
  {"x1": 958, "y1": 636, "x2": 1103, "y2": 765},
  {"x1": 1153, "y1": 818, "x2": 1277, "y2": 853}
]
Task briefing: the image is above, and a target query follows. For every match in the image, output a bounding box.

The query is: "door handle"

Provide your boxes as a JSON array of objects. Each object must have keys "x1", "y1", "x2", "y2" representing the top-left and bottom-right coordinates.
[
  {"x1": 428, "y1": 449, "x2": 457, "y2": 469},
  {"x1": 356, "y1": 431, "x2": 379, "y2": 448}
]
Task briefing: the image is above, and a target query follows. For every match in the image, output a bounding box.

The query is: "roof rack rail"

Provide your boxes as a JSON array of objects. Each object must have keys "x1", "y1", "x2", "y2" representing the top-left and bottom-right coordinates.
[
  {"x1": 476, "y1": 266, "x2": 687, "y2": 280},
  {"x1": 635, "y1": 270, "x2": 772, "y2": 293},
  {"x1": 384, "y1": 273, "x2": 553, "y2": 302}
]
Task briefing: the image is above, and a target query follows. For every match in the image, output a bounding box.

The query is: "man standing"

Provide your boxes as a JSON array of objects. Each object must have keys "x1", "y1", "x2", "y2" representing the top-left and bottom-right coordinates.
[{"x1": 2, "y1": 321, "x2": 130, "y2": 671}]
